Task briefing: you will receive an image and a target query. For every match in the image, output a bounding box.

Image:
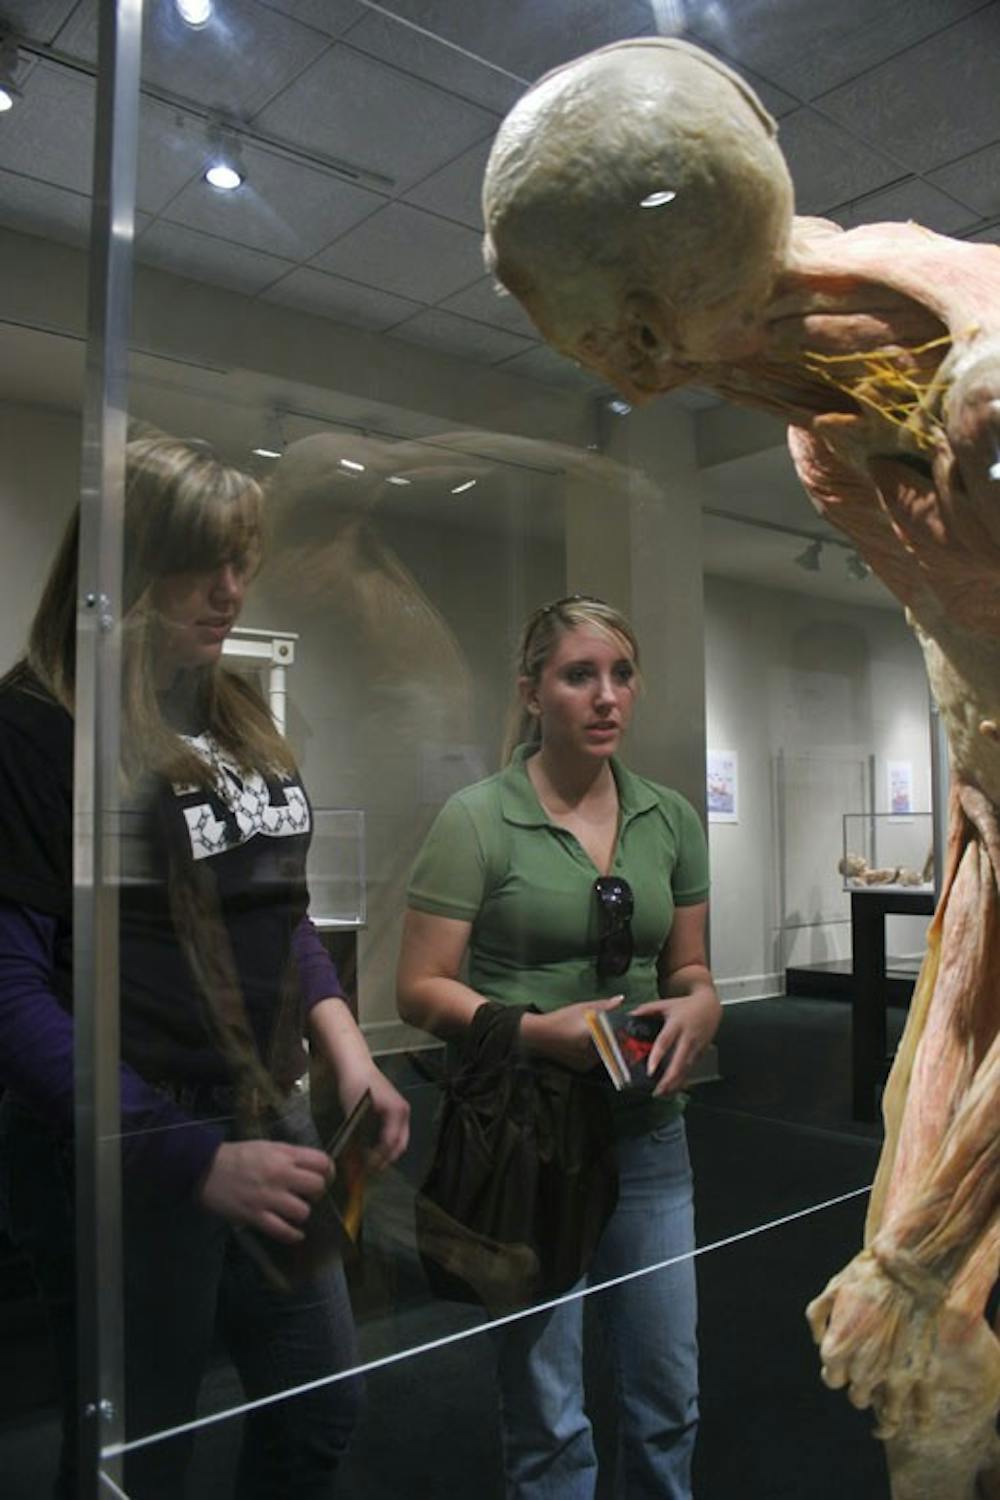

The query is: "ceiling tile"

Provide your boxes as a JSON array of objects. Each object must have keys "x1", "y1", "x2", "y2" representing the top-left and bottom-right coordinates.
[
  {"x1": 818, "y1": 8, "x2": 1000, "y2": 174},
  {"x1": 253, "y1": 43, "x2": 495, "y2": 193},
  {"x1": 439, "y1": 274, "x2": 537, "y2": 338},
  {"x1": 496, "y1": 344, "x2": 607, "y2": 393},
  {"x1": 312, "y1": 201, "x2": 484, "y2": 302},
  {"x1": 965, "y1": 222, "x2": 1000, "y2": 246},
  {"x1": 387, "y1": 307, "x2": 534, "y2": 364},
  {"x1": 0, "y1": 63, "x2": 257, "y2": 221},
  {"x1": 777, "y1": 108, "x2": 900, "y2": 216},
  {"x1": 402, "y1": 137, "x2": 494, "y2": 230},
  {"x1": 360, "y1": 0, "x2": 651, "y2": 81},
  {"x1": 0, "y1": 1, "x2": 78, "y2": 45},
  {"x1": 261, "y1": 266, "x2": 423, "y2": 330},
  {"x1": 254, "y1": 0, "x2": 366, "y2": 37},
  {"x1": 136, "y1": 219, "x2": 293, "y2": 296},
  {"x1": 136, "y1": 98, "x2": 219, "y2": 215},
  {"x1": 57, "y1": 0, "x2": 329, "y2": 119},
  {"x1": 343, "y1": 10, "x2": 524, "y2": 114},
  {"x1": 829, "y1": 177, "x2": 978, "y2": 236},
  {"x1": 0, "y1": 60, "x2": 95, "y2": 195},
  {"x1": 0, "y1": 169, "x2": 91, "y2": 248},
  {"x1": 161, "y1": 142, "x2": 383, "y2": 259},
  {"x1": 928, "y1": 142, "x2": 1000, "y2": 222},
  {"x1": 687, "y1": 0, "x2": 986, "y2": 101}
]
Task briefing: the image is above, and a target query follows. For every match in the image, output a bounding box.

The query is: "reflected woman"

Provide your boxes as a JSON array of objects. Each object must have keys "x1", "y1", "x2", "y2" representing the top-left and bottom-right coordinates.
[
  {"x1": 0, "y1": 435, "x2": 409, "y2": 1498},
  {"x1": 398, "y1": 595, "x2": 721, "y2": 1500}
]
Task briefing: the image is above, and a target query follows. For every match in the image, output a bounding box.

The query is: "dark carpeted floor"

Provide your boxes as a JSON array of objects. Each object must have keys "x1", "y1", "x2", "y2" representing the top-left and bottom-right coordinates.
[{"x1": 0, "y1": 993, "x2": 910, "y2": 1499}]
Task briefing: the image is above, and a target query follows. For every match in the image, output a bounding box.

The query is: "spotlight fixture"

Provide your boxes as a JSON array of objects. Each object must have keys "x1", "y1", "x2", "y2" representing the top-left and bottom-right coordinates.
[
  {"x1": 176, "y1": 0, "x2": 213, "y2": 27},
  {"x1": 0, "y1": 34, "x2": 21, "y2": 113},
  {"x1": 794, "y1": 540, "x2": 823, "y2": 573},
  {"x1": 846, "y1": 551, "x2": 871, "y2": 581},
  {"x1": 203, "y1": 123, "x2": 246, "y2": 192}
]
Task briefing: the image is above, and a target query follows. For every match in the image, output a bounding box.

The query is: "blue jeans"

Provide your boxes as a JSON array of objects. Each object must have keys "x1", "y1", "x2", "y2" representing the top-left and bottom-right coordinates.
[
  {"x1": 0, "y1": 1096, "x2": 362, "y2": 1499},
  {"x1": 495, "y1": 1115, "x2": 698, "y2": 1500}
]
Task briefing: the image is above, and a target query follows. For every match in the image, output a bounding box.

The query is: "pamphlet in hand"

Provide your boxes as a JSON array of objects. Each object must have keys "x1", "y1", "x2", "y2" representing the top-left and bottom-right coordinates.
[
  {"x1": 585, "y1": 1009, "x2": 667, "y2": 1093},
  {"x1": 323, "y1": 1087, "x2": 376, "y2": 1243},
  {"x1": 238, "y1": 1088, "x2": 375, "y2": 1294}
]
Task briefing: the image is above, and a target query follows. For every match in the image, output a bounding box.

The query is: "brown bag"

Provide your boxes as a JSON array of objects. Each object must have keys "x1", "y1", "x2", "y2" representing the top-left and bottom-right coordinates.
[{"x1": 415, "y1": 1003, "x2": 618, "y2": 1316}]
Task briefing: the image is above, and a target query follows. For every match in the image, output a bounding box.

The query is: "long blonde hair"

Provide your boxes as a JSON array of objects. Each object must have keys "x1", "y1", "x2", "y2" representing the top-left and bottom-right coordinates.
[
  {"x1": 21, "y1": 434, "x2": 294, "y2": 788},
  {"x1": 501, "y1": 595, "x2": 641, "y2": 763}
]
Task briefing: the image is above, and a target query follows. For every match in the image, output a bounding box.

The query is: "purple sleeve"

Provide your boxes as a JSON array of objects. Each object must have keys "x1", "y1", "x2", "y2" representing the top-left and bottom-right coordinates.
[
  {"x1": 0, "y1": 900, "x2": 223, "y2": 1200},
  {"x1": 292, "y1": 915, "x2": 346, "y2": 1013}
]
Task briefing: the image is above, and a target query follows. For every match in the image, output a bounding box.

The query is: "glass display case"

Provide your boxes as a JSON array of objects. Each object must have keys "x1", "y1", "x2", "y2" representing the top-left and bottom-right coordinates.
[
  {"x1": 308, "y1": 808, "x2": 366, "y2": 928},
  {"x1": 841, "y1": 811, "x2": 934, "y2": 893},
  {"x1": 1, "y1": 3, "x2": 989, "y2": 1498}
]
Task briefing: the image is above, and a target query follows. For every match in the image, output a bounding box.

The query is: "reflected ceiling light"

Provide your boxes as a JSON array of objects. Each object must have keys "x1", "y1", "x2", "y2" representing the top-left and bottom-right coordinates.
[
  {"x1": 176, "y1": 0, "x2": 213, "y2": 26},
  {"x1": 339, "y1": 458, "x2": 365, "y2": 473},
  {"x1": 451, "y1": 479, "x2": 477, "y2": 495},
  {"x1": 607, "y1": 399, "x2": 632, "y2": 416},
  {"x1": 386, "y1": 475, "x2": 411, "y2": 486},
  {"x1": 204, "y1": 122, "x2": 246, "y2": 191},
  {"x1": 846, "y1": 551, "x2": 871, "y2": 581},
  {"x1": 252, "y1": 446, "x2": 281, "y2": 459},
  {"x1": 794, "y1": 540, "x2": 823, "y2": 573},
  {"x1": 0, "y1": 35, "x2": 20, "y2": 112},
  {"x1": 650, "y1": 0, "x2": 686, "y2": 35},
  {"x1": 989, "y1": 459, "x2": 1000, "y2": 481},
  {"x1": 640, "y1": 189, "x2": 676, "y2": 208}
]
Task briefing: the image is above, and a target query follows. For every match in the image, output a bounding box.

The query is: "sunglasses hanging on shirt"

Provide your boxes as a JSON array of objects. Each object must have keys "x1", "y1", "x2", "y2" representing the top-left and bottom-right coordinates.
[{"x1": 593, "y1": 874, "x2": 634, "y2": 980}]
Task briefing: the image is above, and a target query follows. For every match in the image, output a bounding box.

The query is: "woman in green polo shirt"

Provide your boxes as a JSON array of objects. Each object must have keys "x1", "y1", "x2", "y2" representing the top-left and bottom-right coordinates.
[{"x1": 398, "y1": 595, "x2": 721, "y2": 1500}]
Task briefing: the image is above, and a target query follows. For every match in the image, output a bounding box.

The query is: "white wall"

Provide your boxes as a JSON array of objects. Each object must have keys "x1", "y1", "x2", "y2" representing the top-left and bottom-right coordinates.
[
  {"x1": 0, "y1": 400, "x2": 80, "y2": 671},
  {"x1": 704, "y1": 575, "x2": 933, "y2": 999}
]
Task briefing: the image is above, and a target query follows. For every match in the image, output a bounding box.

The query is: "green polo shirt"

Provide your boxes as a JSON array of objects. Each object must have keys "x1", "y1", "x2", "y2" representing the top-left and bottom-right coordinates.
[{"x1": 408, "y1": 745, "x2": 710, "y2": 1133}]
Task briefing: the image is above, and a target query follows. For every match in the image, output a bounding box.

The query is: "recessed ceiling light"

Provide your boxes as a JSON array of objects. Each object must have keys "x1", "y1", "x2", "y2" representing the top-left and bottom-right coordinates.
[
  {"x1": 205, "y1": 161, "x2": 243, "y2": 191},
  {"x1": 176, "y1": 0, "x2": 213, "y2": 27},
  {"x1": 451, "y1": 479, "x2": 477, "y2": 495}
]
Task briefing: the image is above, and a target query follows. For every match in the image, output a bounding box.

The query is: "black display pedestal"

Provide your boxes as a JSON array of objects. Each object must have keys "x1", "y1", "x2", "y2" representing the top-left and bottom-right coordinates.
[{"x1": 850, "y1": 887, "x2": 935, "y2": 1121}]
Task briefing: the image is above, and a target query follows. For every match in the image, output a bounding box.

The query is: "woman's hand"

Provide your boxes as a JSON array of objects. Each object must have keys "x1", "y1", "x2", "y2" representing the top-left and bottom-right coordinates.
[
  {"x1": 339, "y1": 1064, "x2": 411, "y2": 1171},
  {"x1": 518, "y1": 995, "x2": 623, "y2": 1071},
  {"x1": 306, "y1": 996, "x2": 411, "y2": 1171},
  {"x1": 198, "y1": 1139, "x2": 333, "y2": 1243},
  {"x1": 631, "y1": 984, "x2": 721, "y2": 1096}
]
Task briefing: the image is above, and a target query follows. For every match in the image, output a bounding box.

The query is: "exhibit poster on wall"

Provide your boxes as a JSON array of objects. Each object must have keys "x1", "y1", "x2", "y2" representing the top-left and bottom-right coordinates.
[
  {"x1": 707, "y1": 749, "x2": 738, "y2": 823},
  {"x1": 887, "y1": 759, "x2": 914, "y2": 818}
]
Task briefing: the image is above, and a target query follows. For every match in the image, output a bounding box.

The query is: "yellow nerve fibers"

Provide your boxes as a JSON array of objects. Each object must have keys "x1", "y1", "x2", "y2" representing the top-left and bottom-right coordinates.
[{"x1": 803, "y1": 335, "x2": 953, "y2": 451}]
